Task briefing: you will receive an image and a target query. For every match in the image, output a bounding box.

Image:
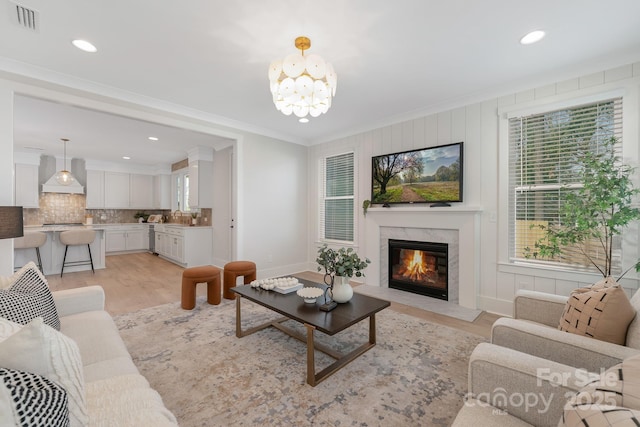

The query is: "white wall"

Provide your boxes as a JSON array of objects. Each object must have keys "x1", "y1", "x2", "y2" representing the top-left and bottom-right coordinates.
[
  {"x1": 309, "y1": 62, "x2": 640, "y2": 315},
  {"x1": 240, "y1": 133, "x2": 309, "y2": 277},
  {"x1": 0, "y1": 83, "x2": 15, "y2": 275}
]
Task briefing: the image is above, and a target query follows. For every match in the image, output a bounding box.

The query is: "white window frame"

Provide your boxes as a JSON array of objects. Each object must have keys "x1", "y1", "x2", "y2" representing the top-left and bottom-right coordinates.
[
  {"x1": 497, "y1": 87, "x2": 640, "y2": 279},
  {"x1": 318, "y1": 151, "x2": 356, "y2": 244},
  {"x1": 171, "y1": 168, "x2": 190, "y2": 213}
]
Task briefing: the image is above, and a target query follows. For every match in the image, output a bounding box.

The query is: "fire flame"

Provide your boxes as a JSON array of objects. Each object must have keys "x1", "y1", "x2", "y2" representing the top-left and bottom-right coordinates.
[{"x1": 403, "y1": 250, "x2": 428, "y2": 281}]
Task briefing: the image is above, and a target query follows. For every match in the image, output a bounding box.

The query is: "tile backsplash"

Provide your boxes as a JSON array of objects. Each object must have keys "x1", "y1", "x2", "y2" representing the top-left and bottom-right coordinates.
[{"x1": 23, "y1": 193, "x2": 211, "y2": 226}]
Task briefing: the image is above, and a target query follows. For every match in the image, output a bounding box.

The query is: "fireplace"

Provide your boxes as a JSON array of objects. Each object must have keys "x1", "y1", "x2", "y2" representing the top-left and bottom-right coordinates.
[{"x1": 388, "y1": 239, "x2": 448, "y2": 300}]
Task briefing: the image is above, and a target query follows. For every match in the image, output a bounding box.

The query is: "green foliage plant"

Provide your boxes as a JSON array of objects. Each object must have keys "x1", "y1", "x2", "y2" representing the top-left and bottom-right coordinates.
[
  {"x1": 316, "y1": 244, "x2": 371, "y2": 278},
  {"x1": 362, "y1": 199, "x2": 371, "y2": 216},
  {"x1": 527, "y1": 137, "x2": 640, "y2": 279}
]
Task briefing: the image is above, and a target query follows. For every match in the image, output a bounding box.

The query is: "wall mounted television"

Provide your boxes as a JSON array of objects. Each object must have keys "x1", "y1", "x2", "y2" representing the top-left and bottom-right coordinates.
[{"x1": 371, "y1": 142, "x2": 463, "y2": 206}]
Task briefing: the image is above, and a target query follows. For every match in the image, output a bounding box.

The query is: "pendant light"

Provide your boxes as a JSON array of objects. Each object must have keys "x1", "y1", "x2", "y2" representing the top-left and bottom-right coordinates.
[
  {"x1": 268, "y1": 36, "x2": 337, "y2": 119},
  {"x1": 54, "y1": 138, "x2": 76, "y2": 186}
]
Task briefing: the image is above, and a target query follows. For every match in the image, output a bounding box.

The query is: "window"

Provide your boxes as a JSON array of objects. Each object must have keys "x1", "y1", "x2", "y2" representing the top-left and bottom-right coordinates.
[
  {"x1": 508, "y1": 98, "x2": 622, "y2": 272},
  {"x1": 319, "y1": 152, "x2": 355, "y2": 243},
  {"x1": 173, "y1": 169, "x2": 190, "y2": 212}
]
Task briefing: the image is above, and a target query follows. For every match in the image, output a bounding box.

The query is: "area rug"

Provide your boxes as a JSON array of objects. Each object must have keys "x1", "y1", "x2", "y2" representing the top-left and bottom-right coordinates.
[{"x1": 114, "y1": 297, "x2": 485, "y2": 426}]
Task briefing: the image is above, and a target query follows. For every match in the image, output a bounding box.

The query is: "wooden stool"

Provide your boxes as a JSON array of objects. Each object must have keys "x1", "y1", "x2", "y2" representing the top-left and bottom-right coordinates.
[
  {"x1": 181, "y1": 265, "x2": 221, "y2": 310},
  {"x1": 223, "y1": 261, "x2": 256, "y2": 299}
]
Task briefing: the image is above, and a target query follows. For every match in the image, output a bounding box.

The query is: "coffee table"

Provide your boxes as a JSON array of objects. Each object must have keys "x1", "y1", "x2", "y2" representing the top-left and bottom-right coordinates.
[{"x1": 231, "y1": 278, "x2": 390, "y2": 386}]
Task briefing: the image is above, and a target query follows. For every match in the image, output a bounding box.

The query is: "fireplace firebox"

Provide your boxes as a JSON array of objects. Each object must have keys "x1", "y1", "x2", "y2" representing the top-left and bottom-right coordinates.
[{"x1": 388, "y1": 239, "x2": 448, "y2": 300}]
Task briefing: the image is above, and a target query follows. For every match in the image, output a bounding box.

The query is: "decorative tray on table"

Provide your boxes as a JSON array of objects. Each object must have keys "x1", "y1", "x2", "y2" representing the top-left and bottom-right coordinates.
[{"x1": 249, "y1": 277, "x2": 303, "y2": 294}]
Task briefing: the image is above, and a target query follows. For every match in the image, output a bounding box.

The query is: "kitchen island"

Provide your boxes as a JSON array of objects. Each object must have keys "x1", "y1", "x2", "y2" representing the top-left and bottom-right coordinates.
[{"x1": 15, "y1": 225, "x2": 106, "y2": 276}]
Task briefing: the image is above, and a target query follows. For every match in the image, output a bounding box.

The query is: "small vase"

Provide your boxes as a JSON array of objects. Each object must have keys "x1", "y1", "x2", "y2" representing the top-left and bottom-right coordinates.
[{"x1": 330, "y1": 275, "x2": 353, "y2": 303}]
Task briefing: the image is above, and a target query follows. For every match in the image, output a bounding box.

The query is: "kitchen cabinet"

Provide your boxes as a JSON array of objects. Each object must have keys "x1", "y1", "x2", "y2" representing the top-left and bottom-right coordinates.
[
  {"x1": 154, "y1": 225, "x2": 212, "y2": 267},
  {"x1": 104, "y1": 172, "x2": 130, "y2": 208},
  {"x1": 154, "y1": 174, "x2": 171, "y2": 209},
  {"x1": 130, "y1": 174, "x2": 154, "y2": 209},
  {"x1": 187, "y1": 160, "x2": 213, "y2": 208},
  {"x1": 105, "y1": 225, "x2": 149, "y2": 253},
  {"x1": 86, "y1": 170, "x2": 105, "y2": 208},
  {"x1": 14, "y1": 163, "x2": 39, "y2": 208}
]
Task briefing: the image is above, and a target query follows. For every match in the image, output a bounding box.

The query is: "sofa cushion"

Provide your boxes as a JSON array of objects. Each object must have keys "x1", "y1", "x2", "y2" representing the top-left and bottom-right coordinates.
[
  {"x1": 0, "y1": 367, "x2": 69, "y2": 427},
  {"x1": 86, "y1": 374, "x2": 178, "y2": 426},
  {"x1": 60, "y1": 311, "x2": 138, "y2": 381},
  {"x1": 0, "y1": 317, "x2": 87, "y2": 427},
  {"x1": 562, "y1": 353, "x2": 640, "y2": 426},
  {"x1": 558, "y1": 276, "x2": 635, "y2": 345},
  {"x1": 0, "y1": 262, "x2": 60, "y2": 330}
]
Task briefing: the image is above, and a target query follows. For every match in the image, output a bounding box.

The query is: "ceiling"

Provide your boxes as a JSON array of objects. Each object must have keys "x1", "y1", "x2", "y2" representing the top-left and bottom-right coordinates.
[{"x1": 3, "y1": 0, "x2": 640, "y2": 165}]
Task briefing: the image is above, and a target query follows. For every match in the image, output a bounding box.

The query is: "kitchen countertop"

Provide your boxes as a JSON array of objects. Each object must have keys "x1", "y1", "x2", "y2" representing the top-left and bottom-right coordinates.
[{"x1": 24, "y1": 223, "x2": 212, "y2": 232}]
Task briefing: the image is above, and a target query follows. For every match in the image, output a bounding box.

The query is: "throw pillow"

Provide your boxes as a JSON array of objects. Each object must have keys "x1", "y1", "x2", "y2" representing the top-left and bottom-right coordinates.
[
  {"x1": 0, "y1": 262, "x2": 60, "y2": 330},
  {"x1": 562, "y1": 353, "x2": 640, "y2": 426},
  {"x1": 0, "y1": 317, "x2": 87, "y2": 427},
  {"x1": 558, "y1": 276, "x2": 636, "y2": 345},
  {"x1": 0, "y1": 367, "x2": 69, "y2": 427},
  {"x1": 0, "y1": 317, "x2": 21, "y2": 341}
]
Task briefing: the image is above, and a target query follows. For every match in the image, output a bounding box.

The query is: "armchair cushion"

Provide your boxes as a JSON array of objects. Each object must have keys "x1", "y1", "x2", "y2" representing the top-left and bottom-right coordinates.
[{"x1": 558, "y1": 277, "x2": 635, "y2": 345}]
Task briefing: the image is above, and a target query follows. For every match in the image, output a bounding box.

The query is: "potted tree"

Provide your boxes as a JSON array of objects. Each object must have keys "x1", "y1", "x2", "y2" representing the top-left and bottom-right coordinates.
[
  {"x1": 316, "y1": 244, "x2": 371, "y2": 307},
  {"x1": 526, "y1": 137, "x2": 640, "y2": 280}
]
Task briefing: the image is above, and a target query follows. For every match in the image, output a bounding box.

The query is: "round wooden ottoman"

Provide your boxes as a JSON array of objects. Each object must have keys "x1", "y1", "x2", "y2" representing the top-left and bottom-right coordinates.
[
  {"x1": 181, "y1": 265, "x2": 222, "y2": 310},
  {"x1": 223, "y1": 261, "x2": 257, "y2": 299}
]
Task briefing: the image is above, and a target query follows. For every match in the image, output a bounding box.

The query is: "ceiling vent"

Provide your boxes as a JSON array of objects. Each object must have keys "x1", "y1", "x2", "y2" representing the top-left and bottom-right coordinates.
[{"x1": 11, "y1": 2, "x2": 39, "y2": 32}]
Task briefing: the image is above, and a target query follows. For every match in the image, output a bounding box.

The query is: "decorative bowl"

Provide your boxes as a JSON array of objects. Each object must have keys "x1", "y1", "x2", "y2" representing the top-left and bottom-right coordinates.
[{"x1": 297, "y1": 287, "x2": 324, "y2": 304}]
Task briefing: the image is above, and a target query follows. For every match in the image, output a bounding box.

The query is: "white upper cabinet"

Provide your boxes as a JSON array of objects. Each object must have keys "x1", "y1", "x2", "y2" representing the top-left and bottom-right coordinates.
[
  {"x1": 104, "y1": 172, "x2": 130, "y2": 208},
  {"x1": 130, "y1": 174, "x2": 154, "y2": 209},
  {"x1": 153, "y1": 174, "x2": 171, "y2": 210},
  {"x1": 86, "y1": 170, "x2": 105, "y2": 209},
  {"x1": 14, "y1": 163, "x2": 39, "y2": 208},
  {"x1": 187, "y1": 146, "x2": 214, "y2": 209}
]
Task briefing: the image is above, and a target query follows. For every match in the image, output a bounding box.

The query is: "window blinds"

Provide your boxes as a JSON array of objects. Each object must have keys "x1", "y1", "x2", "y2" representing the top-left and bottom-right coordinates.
[
  {"x1": 508, "y1": 97, "x2": 623, "y2": 272},
  {"x1": 320, "y1": 152, "x2": 354, "y2": 242}
]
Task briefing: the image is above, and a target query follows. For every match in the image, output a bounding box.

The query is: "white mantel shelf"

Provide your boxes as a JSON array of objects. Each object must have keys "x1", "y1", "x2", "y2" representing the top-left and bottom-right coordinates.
[{"x1": 367, "y1": 206, "x2": 483, "y2": 213}]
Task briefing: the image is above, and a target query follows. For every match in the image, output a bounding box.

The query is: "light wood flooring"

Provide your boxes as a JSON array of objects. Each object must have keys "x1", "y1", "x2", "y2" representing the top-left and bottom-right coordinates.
[{"x1": 45, "y1": 252, "x2": 501, "y2": 338}]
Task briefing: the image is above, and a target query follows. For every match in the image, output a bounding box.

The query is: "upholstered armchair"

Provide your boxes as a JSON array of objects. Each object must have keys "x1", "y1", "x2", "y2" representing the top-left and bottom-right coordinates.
[
  {"x1": 455, "y1": 342, "x2": 640, "y2": 427},
  {"x1": 491, "y1": 289, "x2": 640, "y2": 373},
  {"x1": 453, "y1": 342, "x2": 587, "y2": 426}
]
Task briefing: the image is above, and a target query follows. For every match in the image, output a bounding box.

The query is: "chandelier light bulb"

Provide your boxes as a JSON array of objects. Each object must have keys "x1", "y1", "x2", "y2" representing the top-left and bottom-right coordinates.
[
  {"x1": 268, "y1": 36, "x2": 337, "y2": 119},
  {"x1": 55, "y1": 138, "x2": 77, "y2": 186}
]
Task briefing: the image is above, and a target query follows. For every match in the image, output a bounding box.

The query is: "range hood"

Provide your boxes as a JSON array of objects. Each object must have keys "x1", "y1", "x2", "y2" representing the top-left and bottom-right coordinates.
[
  {"x1": 39, "y1": 155, "x2": 86, "y2": 194},
  {"x1": 42, "y1": 174, "x2": 84, "y2": 194}
]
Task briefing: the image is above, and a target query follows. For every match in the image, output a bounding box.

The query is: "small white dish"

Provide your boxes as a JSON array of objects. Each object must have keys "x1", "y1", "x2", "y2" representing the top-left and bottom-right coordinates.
[{"x1": 297, "y1": 287, "x2": 323, "y2": 304}]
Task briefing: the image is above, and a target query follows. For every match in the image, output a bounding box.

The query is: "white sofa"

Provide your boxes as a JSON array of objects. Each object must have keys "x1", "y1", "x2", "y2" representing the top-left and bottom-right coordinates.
[{"x1": 54, "y1": 285, "x2": 177, "y2": 426}]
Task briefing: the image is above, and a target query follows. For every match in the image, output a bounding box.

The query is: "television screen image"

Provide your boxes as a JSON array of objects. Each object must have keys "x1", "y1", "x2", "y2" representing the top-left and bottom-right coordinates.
[{"x1": 371, "y1": 142, "x2": 463, "y2": 205}]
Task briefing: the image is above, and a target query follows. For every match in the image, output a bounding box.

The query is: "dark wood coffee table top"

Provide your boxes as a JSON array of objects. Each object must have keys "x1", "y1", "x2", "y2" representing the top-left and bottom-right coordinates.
[{"x1": 231, "y1": 278, "x2": 390, "y2": 336}]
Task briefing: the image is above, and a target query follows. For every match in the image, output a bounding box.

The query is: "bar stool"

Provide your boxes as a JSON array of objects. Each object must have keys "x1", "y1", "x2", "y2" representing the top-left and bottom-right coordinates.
[
  {"x1": 223, "y1": 261, "x2": 256, "y2": 299},
  {"x1": 14, "y1": 231, "x2": 47, "y2": 272},
  {"x1": 59, "y1": 229, "x2": 96, "y2": 277},
  {"x1": 181, "y1": 265, "x2": 221, "y2": 310}
]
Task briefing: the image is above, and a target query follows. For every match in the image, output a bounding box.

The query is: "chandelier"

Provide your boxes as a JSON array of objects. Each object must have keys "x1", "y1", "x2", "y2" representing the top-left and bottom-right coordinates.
[
  {"x1": 268, "y1": 36, "x2": 337, "y2": 120},
  {"x1": 54, "y1": 138, "x2": 77, "y2": 186}
]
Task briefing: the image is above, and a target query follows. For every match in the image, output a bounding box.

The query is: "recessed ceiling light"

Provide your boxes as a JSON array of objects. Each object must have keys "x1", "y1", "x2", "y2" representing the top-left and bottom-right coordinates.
[
  {"x1": 299, "y1": 118, "x2": 309, "y2": 123},
  {"x1": 520, "y1": 30, "x2": 545, "y2": 45},
  {"x1": 72, "y1": 39, "x2": 97, "y2": 53},
  {"x1": 122, "y1": 156, "x2": 131, "y2": 160},
  {"x1": 148, "y1": 136, "x2": 159, "y2": 141}
]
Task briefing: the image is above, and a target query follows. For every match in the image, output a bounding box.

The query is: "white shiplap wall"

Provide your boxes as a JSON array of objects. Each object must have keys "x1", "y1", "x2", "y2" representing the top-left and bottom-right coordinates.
[{"x1": 309, "y1": 62, "x2": 640, "y2": 316}]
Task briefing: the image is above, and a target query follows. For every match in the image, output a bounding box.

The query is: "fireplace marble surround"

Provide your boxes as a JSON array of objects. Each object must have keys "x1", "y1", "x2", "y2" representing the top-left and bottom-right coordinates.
[{"x1": 364, "y1": 206, "x2": 481, "y2": 309}]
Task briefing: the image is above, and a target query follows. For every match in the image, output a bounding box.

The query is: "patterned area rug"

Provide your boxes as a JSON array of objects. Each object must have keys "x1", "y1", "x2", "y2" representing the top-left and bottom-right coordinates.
[{"x1": 114, "y1": 296, "x2": 484, "y2": 426}]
